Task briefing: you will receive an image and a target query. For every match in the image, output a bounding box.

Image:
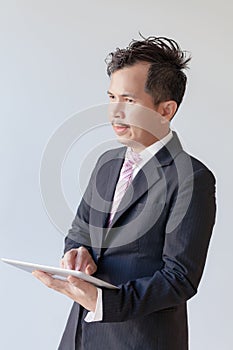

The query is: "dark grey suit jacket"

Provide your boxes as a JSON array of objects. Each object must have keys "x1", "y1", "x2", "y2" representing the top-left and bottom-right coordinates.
[{"x1": 58, "y1": 132, "x2": 216, "y2": 350}]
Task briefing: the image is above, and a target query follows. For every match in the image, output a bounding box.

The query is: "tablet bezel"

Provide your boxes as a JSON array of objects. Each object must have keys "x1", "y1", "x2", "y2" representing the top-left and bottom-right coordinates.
[{"x1": 1, "y1": 258, "x2": 119, "y2": 289}]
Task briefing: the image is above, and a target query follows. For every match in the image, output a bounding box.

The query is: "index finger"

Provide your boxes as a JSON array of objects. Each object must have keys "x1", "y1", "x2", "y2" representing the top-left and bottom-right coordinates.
[{"x1": 63, "y1": 249, "x2": 78, "y2": 270}]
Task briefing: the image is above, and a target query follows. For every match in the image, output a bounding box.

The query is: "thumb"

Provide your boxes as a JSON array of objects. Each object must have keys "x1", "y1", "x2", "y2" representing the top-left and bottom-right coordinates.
[{"x1": 68, "y1": 276, "x2": 82, "y2": 287}]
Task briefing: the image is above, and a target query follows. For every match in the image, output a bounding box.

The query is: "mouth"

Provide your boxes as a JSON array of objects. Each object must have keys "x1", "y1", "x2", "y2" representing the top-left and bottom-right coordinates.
[{"x1": 112, "y1": 123, "x2": 130, "y2": 135}]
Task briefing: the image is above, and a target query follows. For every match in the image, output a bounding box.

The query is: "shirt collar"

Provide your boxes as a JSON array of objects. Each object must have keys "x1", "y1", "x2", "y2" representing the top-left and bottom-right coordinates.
[{"x1": 127, "y1": 130, "x2": 173, "y2": 169}]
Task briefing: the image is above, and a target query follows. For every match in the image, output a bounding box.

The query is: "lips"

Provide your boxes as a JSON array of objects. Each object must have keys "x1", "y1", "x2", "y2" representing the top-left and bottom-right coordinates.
[{"x1": 112, "y1": 123, "x2": 130, "y2": 135}]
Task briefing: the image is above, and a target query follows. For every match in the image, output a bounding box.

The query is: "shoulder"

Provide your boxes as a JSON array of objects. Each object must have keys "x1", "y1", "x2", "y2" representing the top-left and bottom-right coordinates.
[
  {"x1": 186, "y1": 152, "x2": 215, "y2": 181},
  {"x1": 173, "y1": 150, "x2": 216, "y2": 191},
  {"x1": 167, "y1": 131, "x2": 216, "y2": 183}
]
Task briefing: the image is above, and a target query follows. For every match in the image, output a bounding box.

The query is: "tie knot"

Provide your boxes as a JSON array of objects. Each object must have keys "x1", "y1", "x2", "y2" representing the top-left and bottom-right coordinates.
[{"x1": 126, "y1": 149, "x2": 142, "y2": 165}]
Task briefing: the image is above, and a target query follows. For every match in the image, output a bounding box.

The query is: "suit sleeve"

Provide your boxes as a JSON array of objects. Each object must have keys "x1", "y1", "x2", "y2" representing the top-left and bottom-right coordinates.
[
  {"x1": 101, "y1": 167, "x2": 216, "y2": 322},
  {"x1": 63, "y1": 161, "x2": 97, "y2": 255},
  {"x1": 63, "y1": 150, "x2": 112, "y2": 255}
]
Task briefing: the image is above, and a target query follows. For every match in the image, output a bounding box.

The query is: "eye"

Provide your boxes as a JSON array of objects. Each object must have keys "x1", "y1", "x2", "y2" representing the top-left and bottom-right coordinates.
[
  {"x1": 125, "y1": 97, "x2": 135, "y2": 104},
  {"x1": 108, "y1": 94, "x2": 115, "y2": 101}
]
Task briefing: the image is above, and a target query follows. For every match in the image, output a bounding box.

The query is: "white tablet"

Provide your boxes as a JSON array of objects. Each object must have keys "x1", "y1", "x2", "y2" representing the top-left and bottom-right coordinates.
[{"x1": 1, "y1": 258, "x2": 118, "y2": 289}]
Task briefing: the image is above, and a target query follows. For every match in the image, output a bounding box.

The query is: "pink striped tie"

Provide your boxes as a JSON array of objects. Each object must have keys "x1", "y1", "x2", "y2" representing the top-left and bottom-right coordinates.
[{"x1": 108, "y1": 150, "x2": 141, "y2": 226}]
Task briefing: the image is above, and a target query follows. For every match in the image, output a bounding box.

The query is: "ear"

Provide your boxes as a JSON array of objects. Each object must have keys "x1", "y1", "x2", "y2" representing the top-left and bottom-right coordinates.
[{"x1": 156, "y1": 100, "x2": 177, "y2": 121}]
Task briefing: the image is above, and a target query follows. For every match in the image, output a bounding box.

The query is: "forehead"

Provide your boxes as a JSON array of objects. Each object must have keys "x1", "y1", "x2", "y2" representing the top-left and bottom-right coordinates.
[{"x1": 109, "y1": 62, "x2": 150, "y2": 95}]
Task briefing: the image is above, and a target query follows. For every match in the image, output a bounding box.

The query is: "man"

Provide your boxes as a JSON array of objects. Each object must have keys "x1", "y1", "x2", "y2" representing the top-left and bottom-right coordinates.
[{"x1": 33, "y1": 36, "x2": 216, "y2": 349}]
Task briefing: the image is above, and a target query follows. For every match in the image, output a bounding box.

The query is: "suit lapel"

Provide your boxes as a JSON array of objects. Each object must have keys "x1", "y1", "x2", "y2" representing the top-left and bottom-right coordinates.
[
  {"x1": 102, "y1": 161, "x2": 123, "y2": 225},
  {"x1": 108, "y1": 131, "x2": 183, "y2": 229},
  {"x1": 109, "y1": 156, "x2": 162, "y2": 228},
  {"x1": 89, "y1": 148, "x2": 125, "y2": 250}
]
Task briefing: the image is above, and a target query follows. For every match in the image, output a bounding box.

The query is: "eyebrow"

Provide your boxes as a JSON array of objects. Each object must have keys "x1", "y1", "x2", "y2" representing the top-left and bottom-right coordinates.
[{"x1": 107, "y1": 90, "x2": 137, "y2": 99}]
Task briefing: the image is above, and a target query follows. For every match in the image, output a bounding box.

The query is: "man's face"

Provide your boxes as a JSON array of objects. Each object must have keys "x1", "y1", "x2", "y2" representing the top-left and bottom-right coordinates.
[{"x1": 108, "y1": 62, "x2": 167, "y2": 152}]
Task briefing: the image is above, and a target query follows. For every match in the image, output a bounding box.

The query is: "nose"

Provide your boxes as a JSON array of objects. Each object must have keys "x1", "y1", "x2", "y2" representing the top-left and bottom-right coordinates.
[{"x1": 108, "y1": 102, "x2": 126, "y2": 121}]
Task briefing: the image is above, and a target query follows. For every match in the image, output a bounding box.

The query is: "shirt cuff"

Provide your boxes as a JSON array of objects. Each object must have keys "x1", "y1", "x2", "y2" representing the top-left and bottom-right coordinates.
[{"x1": 84, "y1": 287, "x2": 103, "y2": 322}]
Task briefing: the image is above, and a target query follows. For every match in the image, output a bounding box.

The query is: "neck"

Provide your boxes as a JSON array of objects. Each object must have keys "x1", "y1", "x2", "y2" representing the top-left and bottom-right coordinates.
[{"x1": 130, "y1": 130, "x2": 171, "y2": 153}]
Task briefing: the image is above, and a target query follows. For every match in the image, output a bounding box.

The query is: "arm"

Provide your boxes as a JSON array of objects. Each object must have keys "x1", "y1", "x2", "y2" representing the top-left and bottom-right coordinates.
[
  {"x1": 63, "y1": 180, "x2": 94, "y2": 255},
  {"x1": 63, "y1": 150, "x2": 108, "y2": 256},
  {"x1": 101, "y1": 168, "x2": 216, "y2": 322},
  {"x1": 33, "y1": 162, "x2": 99, "y2": 310}
]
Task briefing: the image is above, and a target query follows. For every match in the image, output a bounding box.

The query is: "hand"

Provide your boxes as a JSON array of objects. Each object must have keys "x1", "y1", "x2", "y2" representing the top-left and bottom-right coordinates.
[
  {"x1": 32, "y1": 271, "x2": 98, "y2": 312},
  {"x1": 60, "y1": 246, "x2": 97, "y2": 275}
]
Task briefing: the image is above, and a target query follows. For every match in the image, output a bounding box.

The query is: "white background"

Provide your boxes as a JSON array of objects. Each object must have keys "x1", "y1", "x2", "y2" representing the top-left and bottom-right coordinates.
[{"x1": 0, "y1": 1, "x2": 232, "y2": 349}]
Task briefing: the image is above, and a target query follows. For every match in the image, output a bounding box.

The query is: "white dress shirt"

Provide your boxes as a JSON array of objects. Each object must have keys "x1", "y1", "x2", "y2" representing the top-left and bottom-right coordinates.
[{"x1": 85, "y1": 130, "x2": 173, "y2": 322}]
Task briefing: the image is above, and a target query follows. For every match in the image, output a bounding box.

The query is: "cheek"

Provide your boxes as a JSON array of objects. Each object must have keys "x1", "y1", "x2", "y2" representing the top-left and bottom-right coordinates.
[
  {"x1": 128, "y1": 127, "x2": 136, "y2": 139},
  {"x1": 130, "y1": 127, "x2": 142, "y2": 139}
]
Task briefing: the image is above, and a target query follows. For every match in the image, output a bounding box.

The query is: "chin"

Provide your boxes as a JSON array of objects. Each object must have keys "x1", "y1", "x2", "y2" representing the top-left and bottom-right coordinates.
[
  {"x1": 116, "y1": 136, "x2": 131, "y2": 146},
  {"x1": 117, "y1": 137, "x2": 144, "y2": 151}
]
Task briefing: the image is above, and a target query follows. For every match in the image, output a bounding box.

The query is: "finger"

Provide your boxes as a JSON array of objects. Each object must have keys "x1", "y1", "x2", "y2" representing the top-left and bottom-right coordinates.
[
  {"x1": 32, "y1": 271, "x2": 68, "y2": 292},
  {"x1": 85, "y1": 263, "x2": 97, "y2": 275},
  {"x1": 74, "y1": 247, "x2": 97, "y2": 273},
  {"x1": 63, "y1": 249, "x2": 78, "y2": 270},
  {"x1": 75, "y1": 247, "x2": 89, "y2": 271}
]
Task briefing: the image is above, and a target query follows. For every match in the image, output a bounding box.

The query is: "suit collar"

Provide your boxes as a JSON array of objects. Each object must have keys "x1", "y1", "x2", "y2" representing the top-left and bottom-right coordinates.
[{"x1": 155, "y1": 131, "x2": 183, "y2": 166}]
